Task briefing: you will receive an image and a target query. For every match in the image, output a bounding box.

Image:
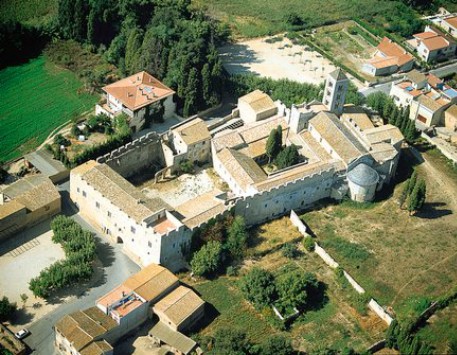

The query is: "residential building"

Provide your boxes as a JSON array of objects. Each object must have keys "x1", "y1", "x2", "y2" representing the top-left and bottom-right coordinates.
[
  {"x1": 407, "y1": 27, "x2": 456, "y2": 63},
  {"x1": 95, "y1": 71, "x2": 176, "y2": 132},
  {"x1": 0, "y1": 175, "x2": 61, "y2": 241},
  {"x1": 440, "y1": 15, "x2": 457, "y2": 36},
  {"x1": 237, "y1": 90, "x2": 278, "y2": 123},
  {"x1": 322, "y1": 68, "x2": 349, "y2": 115},
  {"x1": 444, "y1": 104, "x2": 457, "y2": 131},
  {"x1": 363, "y1": 37, "x2": 414, "y2": 76},
  {"x1": 390, "y1": 70, "x2": 427, "y2": 107},
  {"x1": 54, "y1": 307, "x2": 118, "y2": 355},
  {"x1": 55, "y1": 264, "x2": 204, "y2": 355},
  {"x1": 70, "y1": 161, "x2": 191, "y2": 271},
  {"x1": 409, "y1": 92, "x2": 453, "y2": 128},
  {"x1": 152, "y1": 286, "x2": 205, "y2": 332}
]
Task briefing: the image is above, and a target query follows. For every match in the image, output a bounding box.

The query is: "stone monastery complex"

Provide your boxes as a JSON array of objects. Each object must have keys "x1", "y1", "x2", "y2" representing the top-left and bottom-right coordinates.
[{"x1": 69, "y1": 68, "x2": 404, "y2": 272}]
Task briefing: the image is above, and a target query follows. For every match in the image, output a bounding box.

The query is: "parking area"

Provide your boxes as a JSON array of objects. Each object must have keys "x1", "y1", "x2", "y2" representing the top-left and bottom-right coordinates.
[{"x1": 0, "y1": 221, "x2": 65, "y2": 329}]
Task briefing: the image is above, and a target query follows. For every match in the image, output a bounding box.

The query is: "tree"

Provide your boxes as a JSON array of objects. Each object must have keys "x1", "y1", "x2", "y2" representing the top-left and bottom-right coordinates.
[
  {"x1": 266, "y1": 127, "x2": 282, "y2": 163},
  {"x1": 0, "y1": 297, "x2": 16, "y2": 322},
  {"x1": 226, "y1": 216, "x2": 248, "y2": 259},
  {"x1": 260, "y1": 335, "x2": 294, "y2": 355},
  {"x1": 240, "y1": 267, "x2": 277, "y2": 308},
  {"x1": 399, "y1": 178, "x2": 410, "y2": 208},
  {"x1": 408, "y1": 179, "x2": 426, "y2": 215},
  {"x1": 183, "y1": 67, "x2": 199, "y2": 117},
  {"x1": 211, "y1": 328, "x2": 251, "y2": 354},
  {"x1": 0, "y1": 160, "x2": 8, "y2": 184},
  {"x1": 303, "y1": 237, "x2": 315, "y2": 252},
  {"x1": 275, "y1": 144, "x2": 299, "y2": 169},
  {"x1": 407, "y1": 170, "x2": 418, "y2": 196},
  {"x1": 386, "y1": 319, "x2": 400, "y2": 349},
  {"x1": 276, "y1": 271, "x2": 318, "y2": 310},
  {"x1": 190, "y1": 240, "x2": 222, "y2": 277}
]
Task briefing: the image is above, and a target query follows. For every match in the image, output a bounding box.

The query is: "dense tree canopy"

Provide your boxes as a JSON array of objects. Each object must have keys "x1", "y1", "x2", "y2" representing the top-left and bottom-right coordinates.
[
  {"x1": 190, "y1": 240, "x2": 222, "y2": 277},
  {"x1": 240, "y1": 267, "x2": 277, "y2": 308},
  {"x1": 56, "y1": 0, "x2": 227, "y2": 116}
]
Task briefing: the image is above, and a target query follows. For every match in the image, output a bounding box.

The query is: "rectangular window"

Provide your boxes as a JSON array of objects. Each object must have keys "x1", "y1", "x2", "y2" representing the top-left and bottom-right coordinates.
[
  {"x1": 131, "y1": 226, "x2": 136, "y2": 234},
  {"x1": 77, "y1": 187, "x2": 80, "y2": 193},
  {"x1": 107, "y1": 211, "x2": 112, "y2": 218},
  {"x1": 96, "y1": 202, "x2": 100, "y2": 209},
  {"x1": 148, "y1": 241, "x2": 152, "y2": 248},
  {"x1": 82, "y1": 191, "x2": 87, "y2": 197}
]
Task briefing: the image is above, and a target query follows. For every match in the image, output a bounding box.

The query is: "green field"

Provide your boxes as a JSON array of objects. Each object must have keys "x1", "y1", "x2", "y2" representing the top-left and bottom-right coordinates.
[
  {"x1": 0, "y1": 0, "x2": 57, "y2": 26},
  {"x1": 0, "y1": 56, "x2": 97, "y2": 161}
]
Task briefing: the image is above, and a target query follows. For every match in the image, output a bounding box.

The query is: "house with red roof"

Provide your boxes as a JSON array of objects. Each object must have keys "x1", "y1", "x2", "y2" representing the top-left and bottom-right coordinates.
[
  {"x1": 95, "y1": 71, "x2": 176, "y2": 132},
  {"x1": 363, "y1": 37, "x2": 414, "y2": 76},
  {"x1": 407, "y1": 26, "x2": 456, "y2": 63}
]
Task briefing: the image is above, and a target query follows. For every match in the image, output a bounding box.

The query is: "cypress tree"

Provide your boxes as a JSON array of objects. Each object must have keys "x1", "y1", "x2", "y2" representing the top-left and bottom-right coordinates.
[
  {"x1": 408, "y1": 170, "x2": 418, "y2": 196},
  {"x1": 399, "y1": 178, "x2": 410, "y2": 208},
  {"x1": 408, "y1": 179, "x2": 426, "y2": 215},
  {"x1": 383, "y1": 101, "x2": 394, "y2": 121},
  {"x1": 266, "y1": 127, "x2": 282, "y2": 163},
  {"x1": 386, "y1": 319, "x2": 400, "y2": 349}
]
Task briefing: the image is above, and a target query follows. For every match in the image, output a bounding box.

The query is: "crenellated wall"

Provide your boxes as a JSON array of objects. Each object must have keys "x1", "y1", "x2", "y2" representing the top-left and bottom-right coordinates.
[{"x1": 96, "y1": 132, "x2": 165, "y2": 178}]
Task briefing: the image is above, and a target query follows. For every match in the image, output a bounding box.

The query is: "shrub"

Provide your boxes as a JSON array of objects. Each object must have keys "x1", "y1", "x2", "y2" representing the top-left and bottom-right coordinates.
[
  {"x1": 282, "y1": 243, "x2": 299, "y2": 259},
  {"x1": 276, "y1": 271, "x2": 319, "y2": 310},
  {"x1": 226, "y1": 216, "x2": 248, "y2": 260},
  {"x1": 226, "y1": 266, "x2": 237, "y2": 277},
  {"x1": 302, "y1": 237, "x2": 315, "y2": 252},
  {"x1": 53, "y1": 134, "x2": 71, "y2": 147},
  {"x1": 259, "y1": 335, "x2": 294, "y2": 355},
  {"x1": 179, "y1": 159, "x2": 194, "y2": 174},
  {"x1": 240, "y1": 267, "x2": 277, "y2": 309},
  {"x1": 275, "y1": 144, "x2": 299, "y2": 169}
]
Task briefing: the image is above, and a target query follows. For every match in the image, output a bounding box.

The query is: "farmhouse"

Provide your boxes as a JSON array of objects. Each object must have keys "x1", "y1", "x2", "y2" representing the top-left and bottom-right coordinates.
[
  {"x1": 440, "y1": 15, "x2": 457, "y2": 37},
  {"x1": 363, "y1": 37, "x2": 414, "y2": 76},
  {"x1": 55, "y1": 264, "x2": 204, "y2": 355},
  {"x1": 95, "y1": 71, "x2": 176, "y2": 132},
  {"x1": 407, "y1": 27, "x2": 456, "y2": 63},
  {"x1": 0, "y1": 175, "x2": 61, "y2": 242}
]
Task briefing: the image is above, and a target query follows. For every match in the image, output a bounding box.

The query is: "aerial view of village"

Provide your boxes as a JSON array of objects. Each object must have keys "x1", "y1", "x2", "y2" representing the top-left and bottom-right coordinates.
[{"x1": 1, "y1": 0, "x2": 457, "y2": 354}]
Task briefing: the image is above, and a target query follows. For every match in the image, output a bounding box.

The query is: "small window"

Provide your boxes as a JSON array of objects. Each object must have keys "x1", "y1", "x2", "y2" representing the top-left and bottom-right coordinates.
[
  {"x1": 131, "y1": 238, "x2": 134, "y2": 242},
  {"x1": 82, "y1": 191, "x2": 87, "y2": 197},
  {"x1": 173, "y1": 243, "x2": 176, "y2": 248},
  {"x1": 264, "y1": 204, "x2": 268, "y2": 208},
  {"x1": 77, "y1": 187, "x2": 80, "y2": 193},
  {"x1": 107, "y1": 211, "x2": 112, "y2": 218},
  {"x1": 131, "y1": 226, "x2": 136, "y2": 234},
  {"x1": 96, "y1": 202, "x2": 100, "y2": 209},
  {"x1": 148, "y1": 241, "x2": 152, "y2": 248}
]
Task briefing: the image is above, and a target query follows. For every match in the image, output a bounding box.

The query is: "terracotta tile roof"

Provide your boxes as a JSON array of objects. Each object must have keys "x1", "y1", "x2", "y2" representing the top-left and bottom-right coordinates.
[
  {"x1": 363, "y1": 124, "x2": 404, "y2": 146},
  {"x1": 123, "y1": 263, "x2": 179, "y2": 302},
  {"x1": 172, "y1": 118, "x2": 210, "y2": 146},
  {"x1": 414, "y1": 31, "x2": 439, "y2": 40},
  {"x1": 406, "y1": 69, "x2": 427, "y2": 84},
  {"x1": 299, "y1": 131, "x2": 332, "y2": 162},
  {"x1": 212, "y1": 130, "x2": 245, "y2": 152},
  {"x1": 396, "y1": 81, "x2": 423, "y2": 98},
  {"x1": 216, "y1": 148, "x2": 267, "y2": 191},
  {"x1": 371, "y1": 37, "x2": 414, "y2": 68},
  {"x1": 418, "y1": 93, "x2": 450, "y2": 111},
  {"x1": 444, "y1": 16, "x2": 457, "y2": 29},
  {"x1": 427, "y1": 73, "x2": 444, "y2": 88},
  {"x1": 0, "y1": 199, "x2": 25, "y2": 220},
  {"x1": 422, "y1": 36, "x2": 449, "y2": 51},
  {"x1": 153, "y1": 286, "x2": 204, "y2": 327},
  {"x1": 1, "y1": 175, "x2": 60, "y2": 213},
  {"x1": 55, "y1": 307, "x2": 117, "y2": 352},
  {"x1": 103, "y1": 71, "x2": 174, "y2": 111},
  {"x1": 79, "y1": 340, "x2": 113, "y2": 355},
  {"x1": 73, "y1": 162, "x2": 170, "y2": 224},
  {"x1": 149, "y1": 322, "x2": 196, "y2": 354},
  {"x1": 238, "y1": 90, "x2": 277, "y2": 115},
  {"x1": 309, "y1": 111, "x2": 367, "y2": 165},
  {"x1": 370, "y1": 142, "x2": 399, "y2": 162},
  {"x1": 97, "y1": 285, "x2": 133, "y2": 309},
  {"x1": 341, "y1": 111, "x2": 374, "y2": 131}
]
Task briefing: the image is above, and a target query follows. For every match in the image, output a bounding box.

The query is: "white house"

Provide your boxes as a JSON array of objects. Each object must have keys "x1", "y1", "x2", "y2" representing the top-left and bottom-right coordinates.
[{"x1": 407, "y1": 27, "x2": 456, "y2": 63}]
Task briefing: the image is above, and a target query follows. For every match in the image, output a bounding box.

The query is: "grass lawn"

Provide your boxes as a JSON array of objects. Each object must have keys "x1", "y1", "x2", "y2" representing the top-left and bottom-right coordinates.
[
  {"x1": 194, "y1": 0, "x2": 416, "y2": 38},
  {"x1": 0, "y1": 0, "x2": 57, "y2": 26},
  {"x1": 301, "y1": 149, "x2": 457, "y2": 321},
  {"x1": 0, "y1": 56, "x2": 97, "y2": 162}
]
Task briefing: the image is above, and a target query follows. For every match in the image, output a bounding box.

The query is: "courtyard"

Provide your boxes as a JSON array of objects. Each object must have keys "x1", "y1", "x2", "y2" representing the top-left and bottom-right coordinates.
[
  {"x1": 0, "y1": 221, "x2": 65, "y2": 330},
  {"x1": 219, "y1": 35, "x2": 336, "y2": 86}
]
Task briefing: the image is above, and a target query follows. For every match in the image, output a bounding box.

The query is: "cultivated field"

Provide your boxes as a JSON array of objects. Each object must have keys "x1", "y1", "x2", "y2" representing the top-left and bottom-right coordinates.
[
  {"x1": 301, "y1": 148, "x2": 457, "y2": 321},
  {"x1": 0, "y1": 56, "x2": 97, "y2": 162},
  {"x1": 187, "y1": 216, "x2": 385, "y2": 352},
  {"x1": 311, "y1": 21, "x2": 378, "y2": 82}
]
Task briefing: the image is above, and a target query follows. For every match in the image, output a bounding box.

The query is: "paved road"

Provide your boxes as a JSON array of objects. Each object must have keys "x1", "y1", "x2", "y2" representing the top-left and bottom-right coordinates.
[
  {"x1": 23, "y1": 182, "x2": 140, "y2": 354},
  {"x1": 430, "y1": 61, "x2": 457, "y2": 78},
  {"x1": 359, "y1": 81, "x2": 393, "y2": 97}
]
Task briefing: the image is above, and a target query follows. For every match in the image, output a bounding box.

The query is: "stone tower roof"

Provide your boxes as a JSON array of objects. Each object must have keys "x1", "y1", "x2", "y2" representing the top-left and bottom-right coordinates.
[
  {"x1": 328, "y1": 68, "x2": 348, "y2": 81},
  {"x1": 347, "y1": 163, "x2": 379, "y2": 186}
]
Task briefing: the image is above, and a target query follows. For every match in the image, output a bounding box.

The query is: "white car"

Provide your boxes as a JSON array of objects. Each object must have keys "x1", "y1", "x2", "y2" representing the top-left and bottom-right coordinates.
[{"x1": 15, "y1": 328, "x2": 30, "y2": 340}]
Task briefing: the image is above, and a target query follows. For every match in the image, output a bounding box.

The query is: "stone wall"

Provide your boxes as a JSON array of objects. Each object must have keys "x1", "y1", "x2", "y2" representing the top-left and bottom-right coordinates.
[
  {"x1": 96, "y1": 132, "x2": 165, "y2": 178},
  {"x1": 289, "y1": 210, "x2": 308, "y2": 236},
  {"x1": 368, "y1": 299, "x2": 393, "y2": 325}
]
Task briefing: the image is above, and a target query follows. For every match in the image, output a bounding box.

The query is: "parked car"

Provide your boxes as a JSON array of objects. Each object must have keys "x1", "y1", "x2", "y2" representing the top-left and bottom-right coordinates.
[{"x1": 15, "y1": 329, "x2": 30, "y2": 340}]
